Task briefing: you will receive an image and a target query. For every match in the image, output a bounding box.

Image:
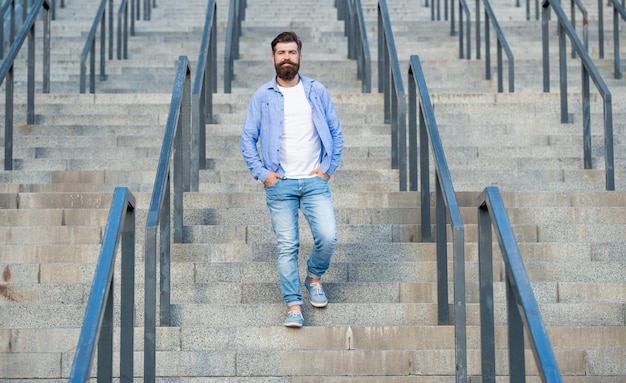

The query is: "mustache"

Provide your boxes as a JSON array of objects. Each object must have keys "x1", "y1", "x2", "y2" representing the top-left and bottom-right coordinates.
[{"x1": 280, "y1": 60, "x2": 298, "y2": 66}]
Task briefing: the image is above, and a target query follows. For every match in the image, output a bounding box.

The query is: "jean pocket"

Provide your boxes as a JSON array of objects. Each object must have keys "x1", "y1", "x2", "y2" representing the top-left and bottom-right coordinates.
[{"x1": 264, "y1": 178, "x2": 280, "y2": 189}]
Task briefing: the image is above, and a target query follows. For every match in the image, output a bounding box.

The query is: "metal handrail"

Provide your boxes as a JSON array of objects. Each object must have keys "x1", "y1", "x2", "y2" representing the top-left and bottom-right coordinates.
[
  {"x1": 224, "y1": 0, "x2": 245, "y2": 93},
  {"x1": 191, "y1": 0, "x2": 217, "y2": 190},
  {"x1": 116, "y1": 0, "x2": 137, "y2": 60},
  {"x1": 610, "y1": 0, "x2": 626, "y2": 79},
  {"x1": 568, "y1": 0, "x2": 588, "y2": 59},
  {"x1": 68, "y1": 187, "x2": 136, "y2": 383},
  {"x1": 144, "y1": 56, "x2": 191, "y2": 383},
  {"x1": 79, "y1": 0, "x2": 113, "y2": 93},
  {"x1": 542, "y1": 0, "x2": 615, "y2": 190},
  {"x1": 1, "y1": 0, "x2": 18, "y2": 59},
  {"x1": 477, "y1": 187, "x2": 563, "y2": 383},
  {"x1": 524, "y1": 0, "x2": 540, "y2": 20},
  {"x1": 482, "y1": 0, "x2": 515, "y2": 92},
  {"x1": 428, "y1": 0, "x2": 457, "y2": 32},
  {"x1": 377, "y1": 0, "x2": 408, "y2": 191},
  {"x1": 0, "y1": 0, "x2": 50, "y2": 171},
  {"x1": 430, "y1": 0, "x2": 458, "y2": 35},
  {"x1": 142, "y1": 0, "x2": 154, "y2": 20},
  {"x1": 338, "y1": 0, "x2": 371, "y2": 92},
  {"x1": 458, "y1": 0, "x2": 471, "y2": 59},
  {"x1": 598, "y1": 0, "x2": 608, "y2": 58},
  {"x1": 408, "y1": 55, "x2": 467, "y2": 383},
  {"x1": 429, "y1": 0, "x2": 445, "y2": 22}
]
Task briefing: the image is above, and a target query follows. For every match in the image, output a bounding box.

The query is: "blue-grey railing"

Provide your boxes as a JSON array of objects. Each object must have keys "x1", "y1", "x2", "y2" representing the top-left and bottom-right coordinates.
[
  {"x1": 224, "y1": 0, "x2": 245, "y2": 93},
  {"x1": 542, "y1": 0, "x2": 615, "y2": 190},
  {"x1": 142, "y1": 0, "x2": 154, "y2": 20},
  {"x1": 337, "y1": 0, "x2": 371, "y2": 92},
  {"x1": 477, "y1": 187, "x2": 563, "y2": 383},
  {"x1": 69, "y1": 187, "x2": 136, "y2": 383},
  {"x1": 597, "y1": 0, "x2": 607, "y2": 58},
  {"x1": 0, "y1": 0, "x2": 50, "y2": 171},
  {"x1": 144, "y1": 56, "x2": 191, "y2": 383},
  {"x1": 408, "y1": 55, "x2": 467, "y2": 383},
  {"x1": 116, "y1": 0, "x2": 137, "y2": 60},
  {"x1": 568, "y1": 0, "x2": 588, "y2": 60},
  {"x1": 480, "y1": 0, "x2": 514, "y2": 92},
  {"x1": 377, "y1": 0, "x2": 408, "y2": 191},
  {"x1": 191, "y1": 0, "x2": 217, "y2": 191},
  {"x1": 611, "y1": 0, "x2": 626, "y2": 79},
  {"x1": 523, "y1": 0, "x2": 540, "y2": 20},
  {"x1": 458, "y1": 0, "x2": 470, "y2": 59},
  {"x1": 430, "y1": 0, "x2": 458, "y2": 35},
  {"x1": 1, "y1": 0, "x2": 25, "y2": 59},
  {"x1": 79, "y1": 0, "x2": 113, "y2": 93},
  {"x1": 429, "y1": 0, "x2": 445, "y2": 22}
]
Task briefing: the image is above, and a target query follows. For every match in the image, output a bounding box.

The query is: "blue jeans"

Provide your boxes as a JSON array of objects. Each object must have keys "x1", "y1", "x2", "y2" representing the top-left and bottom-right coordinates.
[{"x1": 265, "y1": 177, "x2": 337, "y2": 307}]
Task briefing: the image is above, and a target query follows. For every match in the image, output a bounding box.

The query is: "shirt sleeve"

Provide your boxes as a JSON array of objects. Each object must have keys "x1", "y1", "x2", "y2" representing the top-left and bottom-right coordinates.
[
  {"x1": 241, "y1": 92, "x2": 271, "y2": 182},
  {"x1": 321, "y1": 86, "x2": 343, "y2": 177}
]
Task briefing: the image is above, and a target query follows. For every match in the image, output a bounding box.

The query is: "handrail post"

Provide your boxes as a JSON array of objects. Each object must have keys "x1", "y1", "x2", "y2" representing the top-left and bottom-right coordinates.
[
  {"x1": 378, "y1": 0, "x2": 405, "y2": 184},
  {"x1": 477, "y1": 192, "x2": 497, "y2": 383},
  {"x1": 542, "y1": 0, "x2": 614, "y2": 189},
  {"x1": 507, "y1": 273, "x2": 526, "y2": 381},
  {"x1": 27, "y1": 7, "x2": 35, "y2": 124},
  {"x1": 117, "y1": 0, "x2": 130, "y2": 60},
  {"x1": 611, "y1": 0, "x2": 626, "y2": 79},
  {"x1": 120, "y1": 189, "x2": 135, "y2": 381},
  {"x1": 0, "y1": 0, "x2": 51, "y2": 170},
  {"x1": 108, "y1": 0, "x2": 113, "y2": 59},
  {"x1": 485, "y1": 7, "x2": 491, "y2": 80},
  {"x1": 5, "y1": 67, "x2": 14, "y2": 170},
  {"x1": 419, "y1": 99, "x2": 431, "y2": 241},
  {"x1": 598, "y1": 0, "x2": 604, "y2": 58},
  {"x1": 603, "y1": 97, "x2": 615, "y2": 190},
  {"x1": 477, "y1": 187, "x2": 563, "y2": 382},
  {"x1": 476, "y1": 0, "x2": 481, "y2": 59},
  {"x1": 341, "y1": 0, "x2": 371, "y2": 93},
  {"x1": 435, "y1": 178, "x2": 448, "y2": 322},
  {"x1": 145, "y1": 60, "x2": 192, "y2": 382},
  {"x1": 100, "y1": 3, "x2": 106, "y2": 80},
  {"x1": 69, "y1": 187, "x2": 136, "y2": 383},
  {"x1": 558, "y1": 12, "x2": 570, "y2": 123},
  {"x1": 224, "y1": 0, "x2": 244, "y2": 93},
  {"x1": 614, "y1": 4, "x2": 621, "y2": 78},
  {"x1": 143, "y1": 0, "x2": 151, "y2": 20},
  {"x1": 97, "y1": 273, "x2": 114, "y2": 382},
  {"x1": 542, "y1": 2, "x2": 550, "y2": 92},
  {"x1": 409, "y1": 55, "x2": 467, "y2": 383},
  {"x1": 42, "y1": 1, "x2": 51, "y2": 93},
  {"x1": 192, "y1": 0, "x2": 217, "y2": 190}
]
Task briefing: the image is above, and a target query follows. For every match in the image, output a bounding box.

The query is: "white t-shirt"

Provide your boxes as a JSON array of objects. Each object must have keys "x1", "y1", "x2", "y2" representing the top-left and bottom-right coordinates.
[{"x1": 278, "y1": 81, "x2": 321, "y2": 178}]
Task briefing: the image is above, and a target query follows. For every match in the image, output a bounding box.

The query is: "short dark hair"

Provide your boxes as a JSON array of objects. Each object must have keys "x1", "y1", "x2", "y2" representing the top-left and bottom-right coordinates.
[{"x1": 271, "y1": 31, "x2": 302, "y2": 54}]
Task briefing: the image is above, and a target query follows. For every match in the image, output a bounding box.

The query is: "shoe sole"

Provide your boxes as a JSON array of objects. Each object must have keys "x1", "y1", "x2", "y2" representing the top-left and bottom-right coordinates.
[
  {"x1": 283, "y1": 322, "x2": 303, "y2": 328},
  {"x1": 309, "y1": 299, "x2": 327, "y2": 308}
]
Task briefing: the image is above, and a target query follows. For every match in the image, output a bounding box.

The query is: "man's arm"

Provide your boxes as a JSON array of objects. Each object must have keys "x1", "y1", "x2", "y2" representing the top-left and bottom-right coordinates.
[{"x1": 240, "y1": 95, "x2": 271, "y2": 182}]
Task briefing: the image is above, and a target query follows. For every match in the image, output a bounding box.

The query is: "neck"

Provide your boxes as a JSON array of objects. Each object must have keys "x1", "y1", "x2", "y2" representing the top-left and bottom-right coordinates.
[{"x1": 277, "y1": 74, "x2": 300, "y2": 88}]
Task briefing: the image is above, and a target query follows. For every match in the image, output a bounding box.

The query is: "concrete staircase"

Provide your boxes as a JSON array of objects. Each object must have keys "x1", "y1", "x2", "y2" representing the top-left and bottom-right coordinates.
[{"x1": 0, "y1": 0, "x2": 625, "y2": 381}]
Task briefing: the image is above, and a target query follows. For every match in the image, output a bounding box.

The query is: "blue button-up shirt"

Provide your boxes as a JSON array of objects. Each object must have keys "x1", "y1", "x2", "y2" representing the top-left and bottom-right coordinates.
[{"x1": 241, "y1": 74, "x2": 343, "y2": 183}]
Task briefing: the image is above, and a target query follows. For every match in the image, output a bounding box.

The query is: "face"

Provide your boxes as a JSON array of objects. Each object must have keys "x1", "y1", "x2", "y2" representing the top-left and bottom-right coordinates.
[{"x1": 272, "y1": 41, "x2": 301, "y2": 82}]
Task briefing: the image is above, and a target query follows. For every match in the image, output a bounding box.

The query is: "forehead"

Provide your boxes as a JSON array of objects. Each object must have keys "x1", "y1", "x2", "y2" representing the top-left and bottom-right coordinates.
[{"x1": 274, "y1": 41, "x2": 299, "y2": 52}]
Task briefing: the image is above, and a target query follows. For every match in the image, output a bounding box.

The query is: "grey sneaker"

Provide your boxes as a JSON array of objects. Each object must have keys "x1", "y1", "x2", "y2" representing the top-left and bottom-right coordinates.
[
  {"x1": 305, "y1": 279, "x2": 328, "y2": 308},
  {"x1": 283, "y1": 310, "x2": 304, "y2": 328}
]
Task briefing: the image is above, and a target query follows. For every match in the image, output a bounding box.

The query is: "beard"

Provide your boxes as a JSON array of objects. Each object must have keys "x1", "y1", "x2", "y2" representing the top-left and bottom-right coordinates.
[{"x1": 275, "y1": 60, "x2": 300, "y2": 82}]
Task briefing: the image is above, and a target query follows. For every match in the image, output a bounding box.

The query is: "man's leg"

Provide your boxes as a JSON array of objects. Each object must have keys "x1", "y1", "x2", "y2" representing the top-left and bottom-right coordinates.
[
  {"x1": 265, "y1": 179, "x2": 304, "y2": 307},
  {"x1": 300, "y1": 177, "x2": 337, "y2": 307}
]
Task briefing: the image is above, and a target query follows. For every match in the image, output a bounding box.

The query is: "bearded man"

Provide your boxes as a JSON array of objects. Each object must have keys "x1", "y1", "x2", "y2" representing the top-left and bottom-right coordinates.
[{"x1": 240, "y1": 31, "x2": 344, "y2": 328}]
